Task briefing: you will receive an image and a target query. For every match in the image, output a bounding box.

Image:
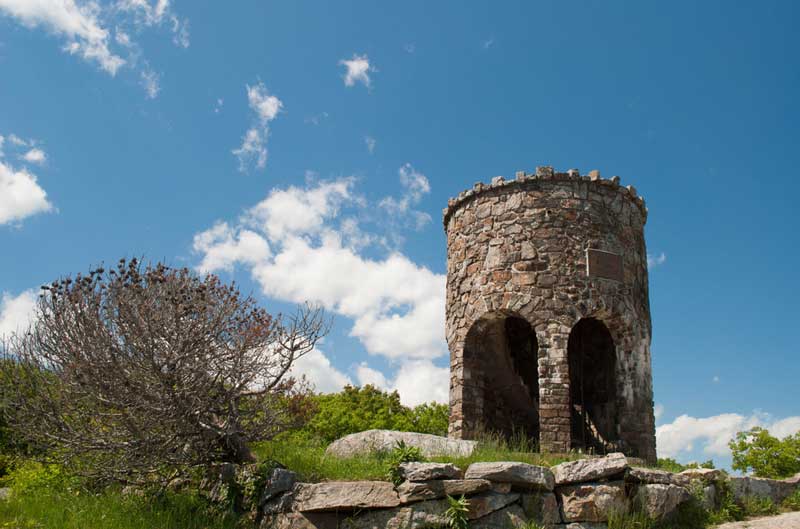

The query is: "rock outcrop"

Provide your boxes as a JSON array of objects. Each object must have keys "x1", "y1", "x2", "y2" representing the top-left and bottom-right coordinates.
[{"x1": 324, "y1": 429, "x2": 477, "y2": 458}]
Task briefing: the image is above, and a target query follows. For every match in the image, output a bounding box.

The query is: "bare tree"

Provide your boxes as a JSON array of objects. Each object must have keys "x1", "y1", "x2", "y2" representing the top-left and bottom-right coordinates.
[{"x1": 0, "y1": 258, "x2": 329, "y2": 484}]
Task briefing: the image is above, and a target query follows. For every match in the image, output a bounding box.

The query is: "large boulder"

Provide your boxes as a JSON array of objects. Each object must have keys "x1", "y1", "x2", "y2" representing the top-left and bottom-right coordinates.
[
  {"x1": 397, "y1": 479, "x2": 490, "y2": 503},
  {"x1": 635, "y1": 484, "x2": 691, "y2": 520},
  {"x1": 553, "y1": 453, "x2": 628, "y2": 486},
  {"x1": 465, "y1": 461, "x2": 555, "y2": 490},
  {"x1": 521, "y1": 492, "x2": 562, "y2": 526},
  {"x1": 678, "y1": 468, "x2": 725, "y2": 483},
  {"x1": 346, "y1": 499, "x2": 450, "y2": 529},
  {"x1": 293, "y1": 481, "x2": 400, "y2": 512},
  {"x1": 558, "y1": 481, "x2": 628, "y2": 523},
  {"x1": 325, "y1": 430, "x2": 477, "y2": 458},
  {"x1": 730, "y1": 476, "x2": 796, "y2": 505},
  {"x1": 399, "y1": 462, "x2": 461, "y2": 482},
  {"x1": 259, "y1": 512, "x2": 339, "y2": 529}
]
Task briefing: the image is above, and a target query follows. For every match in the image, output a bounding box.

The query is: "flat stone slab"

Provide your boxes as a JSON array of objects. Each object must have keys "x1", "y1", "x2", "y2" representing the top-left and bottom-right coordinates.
[
  {"x1": 558, "y1": 481, "x2": 627, "y2": 523},
  {"x1": 635, "y1": 483, "x2": 691, "y2": 520},
  {"x1": 397, "y1": 479, "x2": 490, "y2": 503},
  {"x1": 471, "y1": 504, "x2": 527, "y2": 528},
  {"x1": 521, "y1": 492, "x2": 561, "y2": 526},
  {"x1": 293, "y1": 481, "x2": 400, "y2": 512},
  {"x1": 467, "y1": 491, "x2": 520, "y2": 520},
  {"x1": 325, "y1": 430, "x2": 477, "y2": 458},
  {"x1": 553, "y1": 453, "x2": 628, "y2": 486},
  {"x1": 678, "y1": 468, "x2": 726, "y2": 482},
  {"x1": 626, "y1": 467, "x2": 690, "y2": 487},
  {"x1": 713, "y1": 512, "x2": 800, "y2": 529},
  {"x1": 349, "y1": 499, "x2": 449, "y2": 529},
  {"x1": 399, "y1": 462, "x2": 461, "y2": 482},
  {"x1": 464, "y1": 462, "x2": 555, "y2": 490}
]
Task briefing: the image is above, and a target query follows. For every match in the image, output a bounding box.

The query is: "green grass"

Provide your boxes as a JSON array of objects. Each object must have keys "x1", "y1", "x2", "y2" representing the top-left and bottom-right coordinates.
[
  {"x1": 253, "y1": 431, "x2": 585, "y2": 483},
  {"x1": 0, "y1": 489, "x2": 238, "y2": 529}
]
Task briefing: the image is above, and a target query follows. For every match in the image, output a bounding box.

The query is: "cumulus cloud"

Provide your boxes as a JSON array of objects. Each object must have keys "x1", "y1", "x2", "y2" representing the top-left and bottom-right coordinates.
[
  {"x1": 289, "y1": 348, "x2": 352, "y2": 393},
  {"x1": 193, "y1": 176, "x2": 446, "y2": 402},
  {"x1": 339, "y1": 54, "x2": 374, "y2": 88},
  {"x1": 0, "y1": 160, "x2": 53, "y2": 225},
  {"x1": 0, "y1": 290, "x2": 37, "y2": 338},
  {"x1": 0, "y1": 0, "x2": 188, "y2": 96},
  {"x1": 356, "y1": 360, "x2": 449, "y2": 406},
  {"x1": 647, "y1": 252, "x2": 667, "y2": 268},
  {"x1": 233, "y1": 82, "x2": 283, "y2": 172},
  {"x1": 22, "y1": 148, "x2": 47, "y2": 165},
  {"x1": 379, "y1": 163, "x2": 432, "y2": 230},
  {"x1": 656, "y1": 411, "x2": 800, "y2": 460}
]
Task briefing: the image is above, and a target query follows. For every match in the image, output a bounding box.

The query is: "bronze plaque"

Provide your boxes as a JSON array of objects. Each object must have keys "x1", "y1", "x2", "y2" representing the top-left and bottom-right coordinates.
[{"x1": 587, "y1": 249, "x2": 624, "y2": 282}]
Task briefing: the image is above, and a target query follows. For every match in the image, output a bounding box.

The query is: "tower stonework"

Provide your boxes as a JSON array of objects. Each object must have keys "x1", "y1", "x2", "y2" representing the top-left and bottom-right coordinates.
[{"x1": 444, "y1": 166, "x2": 656, "y2": 463}]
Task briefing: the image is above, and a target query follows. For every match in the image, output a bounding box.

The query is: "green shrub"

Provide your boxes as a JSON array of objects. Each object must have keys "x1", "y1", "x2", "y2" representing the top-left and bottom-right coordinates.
[
  {"x1": 782, "y1": 489, "x2": 800, "y2": 511},
  {"x1": 387, "y1": 440, "x2": 425, "y2": 486},
  {"x1": 707, "y1": 479, "x2": 745, "y2": 524},
  {"x1": 607, "y1": 509, "x2": 654, "y2": 529},
  {"x1": 741, "y1": 495, "x2": 779, "y2": 517},
  {"x1": 298, "y1": 385, "x2": 449, "y2": 444},
  {"x1": 444, "y1": 495, "x2": 470, "y2": 529},
  {"x1": 730, "y1": 427, "x2": 800, "y2": 479},
  {"x1": 654, "y1": 458, "x2": 689, "y2": 473}
]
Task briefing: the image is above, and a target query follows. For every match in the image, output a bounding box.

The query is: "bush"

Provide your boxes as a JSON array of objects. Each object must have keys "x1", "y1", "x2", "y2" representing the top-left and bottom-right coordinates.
[
  {"x1": 729, "y1": 427, "x2": 800, "y2": 479},
  {"x1": 299, "y1": 385, "x2": 449, "y2": 444},
  {"x1": 782, "y1": 489, "x2": 800, "y2": 511}
]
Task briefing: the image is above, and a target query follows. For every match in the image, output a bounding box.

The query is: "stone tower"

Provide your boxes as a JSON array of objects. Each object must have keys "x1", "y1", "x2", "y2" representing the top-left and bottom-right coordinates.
[{"x1": 443, "y1": 166, "x2": 656, "y2": 462}]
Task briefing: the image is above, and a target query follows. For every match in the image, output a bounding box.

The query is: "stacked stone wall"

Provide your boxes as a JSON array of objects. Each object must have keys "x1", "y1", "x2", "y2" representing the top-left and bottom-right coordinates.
[{"x1": 443, "y1": 166, "x2": 655, "y2": 461}]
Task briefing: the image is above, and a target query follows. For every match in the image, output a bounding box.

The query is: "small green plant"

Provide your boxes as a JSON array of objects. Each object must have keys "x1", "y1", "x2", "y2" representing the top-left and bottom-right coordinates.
[
  {"x1": 782, "y1": 489, "x2": 800, "y2": 511},
  {"x1": 707, "y1": 478, "x2": 744, "y2": 524},
  {"x1": 443, "y1": 494, "x2": 470, "y2": 529},
  {"x1": 741, "y1": 495, "x2": 779, "y2": 517},
  {"x1": 387, "y1": 440, "x2": 425, "y2": 486},
  {"x1": 607, "y1": 509, "x2": 654, "y2": 529}
]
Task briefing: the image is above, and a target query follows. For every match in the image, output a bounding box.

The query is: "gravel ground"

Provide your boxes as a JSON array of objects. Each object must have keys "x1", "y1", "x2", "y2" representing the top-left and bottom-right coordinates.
[{"x1": 715, "y1": 512, "x2": 800, "y2": 529}]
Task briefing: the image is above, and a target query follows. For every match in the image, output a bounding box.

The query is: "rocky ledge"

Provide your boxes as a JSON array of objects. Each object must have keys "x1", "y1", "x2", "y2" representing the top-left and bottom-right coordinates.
[{"x1": 215, "y1": 454, "x2": 800, "y2": 529}]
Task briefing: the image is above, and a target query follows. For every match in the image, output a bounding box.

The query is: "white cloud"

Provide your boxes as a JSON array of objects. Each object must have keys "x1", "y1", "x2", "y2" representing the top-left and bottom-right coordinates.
[
  {"x1": 0, "y1": 0, "x2": 188, "y2": 96},
  {"x1": 654, "y1": 403, "x2": 664, "y2": 422},
  {"x1": 233, "y1": 83, "x2": 283, "y2": 172},
  {"x1": 339, "y1": 54, "x2": 374, "y2": 88},
  {"x1": 304, "y1": 112, "x2": 329, "y2": 126},
  {"x1": 0, "y1": 0, "x2": 125, "y2": 74},
  {"x1": 7, "y1": 134, "x2": 27, "y2": 147},
  {"x1": 379, "y1": 163, "x2": 432, "y2": 230},
  {"x1": 356, "y1": 360, "x2": 449, "y2": 406},
  {"x1": 656, "y1": 411, "x2": 800, "y2": 460},
  {"x1": 647, "y1": 252, "x2": 667, "y2": 268},
  {"x1": 140, "y1": 67, "x2": 159, "y2": 98},
  {"x1": 0, "y1": 160, "x2": 53, "y2": 225},
  {"x1": 193, "y1": 177, "x2": 447, "y2": 403},
  {"x1": 289, "y1": 348, "x2": 352, "y2": 393},
  {"x1": 0, "y1": 290, "x2": 37, "y2": 338},
  {"x1": 214, "y1": 98, "x2": 224, "y2": 114},
  {"x1": 365, "y1": 136, "x2": 376, "y2": 154},
  {"x1": 22, "y1": 148, "x2": 46, "y2": 165}
]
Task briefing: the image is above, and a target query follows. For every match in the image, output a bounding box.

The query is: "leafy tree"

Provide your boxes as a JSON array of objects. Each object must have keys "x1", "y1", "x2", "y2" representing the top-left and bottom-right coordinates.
[
  {"x1": 729, "y1": 427, "x2": 800, "y2": 479},
  {"x1": 300, "y1": 385, "x2": 449, "y2": 443},
  {"x1": 1, "y1": 258, "x2": 329, "y2": 485}
]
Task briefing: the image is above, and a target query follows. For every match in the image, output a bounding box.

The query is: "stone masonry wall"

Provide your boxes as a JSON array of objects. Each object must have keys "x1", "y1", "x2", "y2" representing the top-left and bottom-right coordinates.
[{"x1": 443, "y1": 166, "x2": 656, "y2": 462}]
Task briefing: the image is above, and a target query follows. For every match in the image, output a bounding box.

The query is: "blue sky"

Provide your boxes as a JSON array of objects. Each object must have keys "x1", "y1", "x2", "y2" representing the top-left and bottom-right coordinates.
[{"x1": 1, "y1": 0, "x2": 798, "y2": 469}]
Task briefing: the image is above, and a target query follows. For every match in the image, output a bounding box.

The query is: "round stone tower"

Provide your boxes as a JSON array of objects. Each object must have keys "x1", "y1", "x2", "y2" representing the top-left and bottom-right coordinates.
[{"x1": 443, "y1": 166, "x2": 656, "y2": 462}]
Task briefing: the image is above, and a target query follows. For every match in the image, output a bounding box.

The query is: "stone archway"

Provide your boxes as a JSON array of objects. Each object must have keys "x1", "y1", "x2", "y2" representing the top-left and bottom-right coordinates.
[
  {"x1": 568, "y1": 317, "x2": 620, "y2": 454},
  {"x1": 463, "y1": 312, "x2": 539, "y2": 442}
]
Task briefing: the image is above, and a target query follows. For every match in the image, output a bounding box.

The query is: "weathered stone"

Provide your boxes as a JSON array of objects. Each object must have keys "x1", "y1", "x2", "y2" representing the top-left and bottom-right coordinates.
[
  {"x1": 635, "y1": 484, "x2": 691, "y2": 520},
  {"x1": 553, "y1": 453, "x2": 628, "y2": 485},
  {"x1": 626, "y1": 467, "x2": 690, "y2": 487},
  {"x1": 558, "y1": 523, "x2": 608, "y2": 529},
  {"x1": 259, "y1": 512, "x2": 339, "y2": 529},
  {"x1": 679, "y1": 468, "x2": 726, "y2": 483},
  {"x1": 261, "y1": 491, "x2": 294, "y2": 515},
  {"x1": 558, "y1": 481, "x2": 627, "y2": 523},
  {"x1": 701, "y1": 485, "x2": 717, "y2": 511},
  {"x1": 730, "y1": 476, "x2": 796, "y2": 505},
  {"x1": 346, "y1": 499, "x2": 455, "y2": 529},
  {"x1": 325, "y1": 430, "x2": 476, "y2": 458},
  {"x1": 293, "y1": 481, "x2": 400, "y2": 512},
  {"x1": 467, "y1": 491, "x2": 520, "y2": 519},
  {"x1": 397, "y1": 479, "x2": 490, "y2": 503},
  {"x1": 521, "y1": 492, "x2": 561, "y2": 525},
  {"x1": 260, "y1": 468, "x2": 296, "y2": 505},
  {"x1": 786, "y1": 472, "x2": 800, "y2": 485},
  {"x1": 465, "y1": 462, "x2": 555, "y2": 490},
  {"x1": 471, "y1": 504, "x2": 528, "y2": 528},
  {"x1": 399, "y1": 462, "x2": 461, "y2": 482}
]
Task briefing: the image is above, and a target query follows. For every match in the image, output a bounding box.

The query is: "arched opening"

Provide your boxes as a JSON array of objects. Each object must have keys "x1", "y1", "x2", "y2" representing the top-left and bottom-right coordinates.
[
  {"x1": 463, "y1": 313, "x2": 539, "y2": 442},
  {"x1": 568, "y1": 317, "x2": 619, "y2": 454}
]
